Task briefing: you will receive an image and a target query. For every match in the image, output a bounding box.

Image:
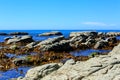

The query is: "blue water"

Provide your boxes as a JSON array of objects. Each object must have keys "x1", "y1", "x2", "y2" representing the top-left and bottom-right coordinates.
[
  {"x1": 70, "y1": 49, "x2": 111, "y2": 56},
  {"x1": 0, "y1": 30, "x2": 120, "y2": 42},
  {"x1": 0, "y1": 66, "x2": 31, "y2": 80}
]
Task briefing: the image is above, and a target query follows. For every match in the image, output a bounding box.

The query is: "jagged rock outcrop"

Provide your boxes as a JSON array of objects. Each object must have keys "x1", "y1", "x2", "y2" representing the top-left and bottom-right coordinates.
[{"x1": 18, "y1": 43, "x2": 120, "y2": 80}]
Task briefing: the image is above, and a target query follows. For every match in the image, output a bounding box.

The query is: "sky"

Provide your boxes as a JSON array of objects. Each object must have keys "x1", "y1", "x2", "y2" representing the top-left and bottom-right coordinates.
[{"x1": 0, "y1": 0, "x2": 120, "y2": 30}]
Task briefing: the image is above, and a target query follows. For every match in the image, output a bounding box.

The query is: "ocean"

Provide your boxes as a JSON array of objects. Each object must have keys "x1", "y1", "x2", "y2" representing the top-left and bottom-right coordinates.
[{"x1": 0, "y1": 30, "x2": 120, "y2": 42}]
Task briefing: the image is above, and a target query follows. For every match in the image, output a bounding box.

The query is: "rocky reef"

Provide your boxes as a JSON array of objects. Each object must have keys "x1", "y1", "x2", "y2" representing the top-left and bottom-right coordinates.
[
  {"x1": 17, "y1": 40, "x2": 120, "y2": 80},
  {"x1": 0, "y1": 31, "x2": 120, "y2": 79}
]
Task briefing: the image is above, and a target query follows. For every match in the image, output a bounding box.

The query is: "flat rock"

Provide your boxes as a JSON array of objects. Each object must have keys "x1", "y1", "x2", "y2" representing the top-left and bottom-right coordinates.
[{"x1": 38, "y1": 31, "x2": 63, "y2": 36}]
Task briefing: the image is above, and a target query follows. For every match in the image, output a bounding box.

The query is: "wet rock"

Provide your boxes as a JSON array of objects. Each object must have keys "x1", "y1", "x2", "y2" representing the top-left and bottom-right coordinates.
[
  {"x1": 0, "y1": 52, "x2": 8, "y2": 58},
  {"x1": 19, "y1": 63, "x2": 61, "y2": 80},
  {"x1": 94, "y1": 40, "x2": 108, "y2": 49},
  {"x1": 6, "y1": 35, "x2": 34, "y2": 44},
  {"x1": 38, "y1": 31, "x2": 63, "y2": 36},
  {"x1": 9, "y1": 32, "x2": 29, "y2": 35},
  {"x1": 12, "y1": 57, "x2": 28, "y2": 65}
]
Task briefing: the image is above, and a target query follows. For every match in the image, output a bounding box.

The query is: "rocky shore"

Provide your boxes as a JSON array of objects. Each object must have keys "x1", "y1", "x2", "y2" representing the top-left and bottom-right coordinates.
[
  {"x1": 17, "y1": 43, "x2": 120, "y2": 80},
  {"x1": 0, "y1": 31, "x2": 120, "y2": 79}
]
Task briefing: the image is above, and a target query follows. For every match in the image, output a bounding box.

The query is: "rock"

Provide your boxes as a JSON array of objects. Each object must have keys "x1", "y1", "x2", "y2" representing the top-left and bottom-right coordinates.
[
  {"x1": 19, "y1": 63, "x2": 61, "y2": 80},
  {"x1": 37, "y1": 36, "x2": 64, "y2": 46},
  {"x1": 106, "y1": 32, "x2": 120, "y2": 37},
  {"x1": 85, "y1": 39, "x2": 96, "y2": 46},
  {"x1": 12, "y1": 57, "x2": 29, "y2": 65},
  {"x1": 26, "y1": 42, "x2": 39, "y2": 48},
  {"x1": 6, "y1": 35, "x2": 34, "y2": 44},
  {"x1": 94, "y1": 40, "x2": 108, "y2": 49},
  {"x1": 69, "y1": 31, "x2": 98, "y2": 37},
  {"x1": 38, "y1": 31, "x2": 63, "y2": 36},
  {"x1": 0, "y1": 32, "x2": 8, "y2": 35},
  {"x1": 9, "y1": 32, "x2": 29, "y2": 35},
  {"x1": 39, "y1": 40, "x2": 72, "y2": 51},
  {"x1": 9, "y1": 44, "x2": 19, "y2": 50},
  {"x1": 4, "y1": 37, "x2": 11, "y2": 41},
  {"x1": 19, "y1": 43, "x2": 120, "y2": 80},
  {"x1": 106, "y1": 37, "x2": 117, "y2": 43}
]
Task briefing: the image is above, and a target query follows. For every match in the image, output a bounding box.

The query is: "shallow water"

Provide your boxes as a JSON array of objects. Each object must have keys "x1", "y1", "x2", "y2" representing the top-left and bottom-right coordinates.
[
  {"x1": 70, "y1": 49, "x2": 111, "y2": 56},
  {"x1": 0, "y1": 66, "x2": 31, "y2": 80}
]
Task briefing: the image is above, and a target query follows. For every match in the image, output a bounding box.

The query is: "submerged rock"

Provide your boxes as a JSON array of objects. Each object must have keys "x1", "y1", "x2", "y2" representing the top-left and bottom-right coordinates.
[{"x1": 38, "y1": 31, "x2": 63, "y2": 36}]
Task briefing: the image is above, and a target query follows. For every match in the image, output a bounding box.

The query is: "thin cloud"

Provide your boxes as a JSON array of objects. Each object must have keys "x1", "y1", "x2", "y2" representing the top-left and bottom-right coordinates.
[{"x1": 82, "y1": 22, "x2": 116, "y2": 26}]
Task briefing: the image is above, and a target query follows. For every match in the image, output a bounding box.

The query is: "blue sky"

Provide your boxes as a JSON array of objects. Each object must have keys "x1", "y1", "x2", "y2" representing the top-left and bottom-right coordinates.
[{"x1": 0, "y1": 0, "x2": 120, "y2": 30}]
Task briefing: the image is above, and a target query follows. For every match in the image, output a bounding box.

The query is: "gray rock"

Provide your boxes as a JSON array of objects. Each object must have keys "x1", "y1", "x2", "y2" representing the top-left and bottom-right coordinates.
[
  {"x1": 106, "y1": 32, "x2": 120, "y2": 37},
  {"x1": 106, "y1": 37, "x2": 117, "y2": 43},
  {"x1": 18, "y1": 43, "x2": 120, "y2": 80},
  {"x1": 12, "y1": 57, "x2": 29, "y2": 65},
  {"x1": 36, "y1": 36, "x2": 64, "y2": 46},
  {"x1": 6, "y1": 35, "x2": 34, "y2": 44},
  {"x1": 94, "y1": 40, "x2": 108, "y2": 49},
  {"x1": 39, "y1": 40, "x2": 72, "y2": 51},
  {"x1": 38, "y1": 31, "x2": 63, "y2": 36},
  {"x1": 70, "y1": 31, "x2": 98, "y2": 37},
  {"x1": 19, "y1": 63, "x2": 61, "y2": 80},
  {"x1": 26, "y1": 42, "x2": 39, "y2": 48}
]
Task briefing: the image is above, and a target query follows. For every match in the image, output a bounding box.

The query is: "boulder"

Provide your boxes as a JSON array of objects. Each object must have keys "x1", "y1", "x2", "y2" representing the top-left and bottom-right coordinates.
[
  {"x1": 9, "y1": 32, "x2": 29, "y2": 35},
  {"x1": 18, "y1": 63, "x2": 61, "y2": 80},
  {"x1": 38, "y1": 31, "x2": 63, "y2": 36},
  {"x1": 35, "y1": 36, "x2": 64, "y2": 47},
  {"x1": 39, "y1": 40, "x2": 72, "y2": 52},
  {"x1": 6, "y1": 35, "x2": 34, "y2": 44}
]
